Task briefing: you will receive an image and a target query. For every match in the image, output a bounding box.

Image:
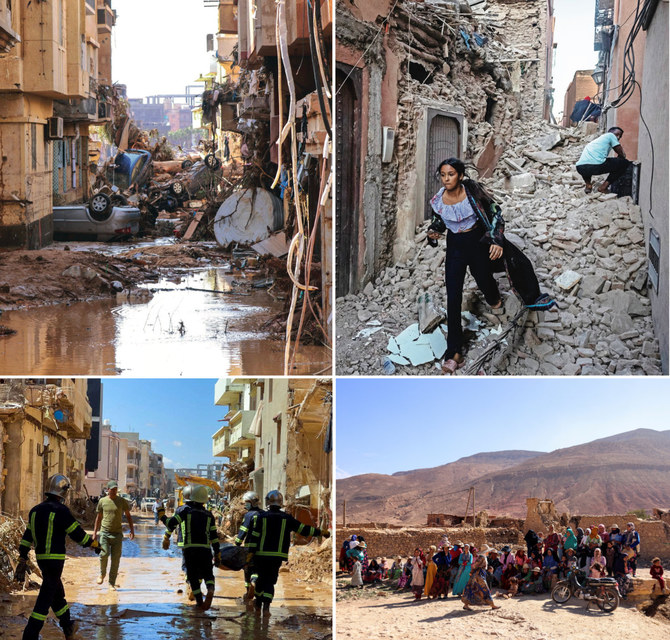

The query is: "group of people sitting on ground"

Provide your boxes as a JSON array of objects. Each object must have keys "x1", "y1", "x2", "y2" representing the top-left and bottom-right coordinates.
[{"x1": 339, "y1": 522, "x2": 666, "y2": 608}]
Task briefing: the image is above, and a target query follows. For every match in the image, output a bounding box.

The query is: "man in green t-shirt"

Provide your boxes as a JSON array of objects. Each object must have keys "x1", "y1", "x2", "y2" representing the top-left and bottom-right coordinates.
[{"x1": 93, "y1": 480, "x2": 135, "y2": 590}]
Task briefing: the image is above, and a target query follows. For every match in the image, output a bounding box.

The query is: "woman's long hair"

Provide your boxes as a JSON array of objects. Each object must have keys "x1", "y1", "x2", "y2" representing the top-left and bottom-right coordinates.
[{"x1": 436, "y1": 157, "x2": 496, "y2": 211}]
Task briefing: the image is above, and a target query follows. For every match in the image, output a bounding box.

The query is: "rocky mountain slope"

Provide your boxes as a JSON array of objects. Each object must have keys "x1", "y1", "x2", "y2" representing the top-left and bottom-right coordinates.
[{"x1": 337, "y1": 429, "x2": 670, "y2": 522}]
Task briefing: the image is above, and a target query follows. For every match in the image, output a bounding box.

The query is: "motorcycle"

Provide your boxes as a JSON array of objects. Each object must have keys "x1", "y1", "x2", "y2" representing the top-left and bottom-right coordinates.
[{"x1": 551, "y1": 569, "x2": 620, "y2": 612}]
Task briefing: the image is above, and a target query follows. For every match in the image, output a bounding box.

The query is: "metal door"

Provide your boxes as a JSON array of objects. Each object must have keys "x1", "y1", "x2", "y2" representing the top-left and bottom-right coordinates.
[
  {"x1": 424, "y1": 114, "x2": 460, "y2": 219},
  {"x1": 336, "y1": 65, "x2": 362, "y2": 297}
]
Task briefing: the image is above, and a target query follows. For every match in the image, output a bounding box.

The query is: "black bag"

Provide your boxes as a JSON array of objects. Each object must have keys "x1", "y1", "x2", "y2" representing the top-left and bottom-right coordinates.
[{"x1": 218, "y1": 543, "x2": 247, "y2": 571}]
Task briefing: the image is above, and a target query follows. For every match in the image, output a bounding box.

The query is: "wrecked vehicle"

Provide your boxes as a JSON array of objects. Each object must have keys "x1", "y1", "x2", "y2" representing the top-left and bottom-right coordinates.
[
  {"x1": 53, "y1": 193, "x2": 141, "y2": 241},
  {"x1": 106, "y1": 149, "x2": 153, "y2": 191}
]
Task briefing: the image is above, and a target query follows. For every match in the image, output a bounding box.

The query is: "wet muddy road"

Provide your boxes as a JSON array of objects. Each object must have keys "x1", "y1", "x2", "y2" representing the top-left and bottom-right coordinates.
[
  {"x1": 0, "y1": 521, "x2": 332, "y2": 640},
  {"x1": 0, "y1": 242, "x2": 330, "y2": 376}
]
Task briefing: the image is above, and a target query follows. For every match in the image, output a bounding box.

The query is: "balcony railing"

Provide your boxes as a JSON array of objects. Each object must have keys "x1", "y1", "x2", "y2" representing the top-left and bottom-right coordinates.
[{"x1": 97, "y1": 7, "x2": 115, "y2": 32}]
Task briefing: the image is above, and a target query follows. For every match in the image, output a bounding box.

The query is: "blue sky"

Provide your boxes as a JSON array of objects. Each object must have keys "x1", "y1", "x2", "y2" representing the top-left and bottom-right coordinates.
[
  {"x1": 101, "y1": 379, "x2": 226, "y2": 470},
  {"x1": 335, "y1": 378, "x2": 670, "y2": 478}
]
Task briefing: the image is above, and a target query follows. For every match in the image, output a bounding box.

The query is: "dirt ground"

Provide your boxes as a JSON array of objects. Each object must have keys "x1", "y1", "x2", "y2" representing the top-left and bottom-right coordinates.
[
  {"x1": 336, "y1": 579, "x2": 669, "y2": 640},
  {"x1": 0, "y1": 516, "x2": 332, "y2": 640}
]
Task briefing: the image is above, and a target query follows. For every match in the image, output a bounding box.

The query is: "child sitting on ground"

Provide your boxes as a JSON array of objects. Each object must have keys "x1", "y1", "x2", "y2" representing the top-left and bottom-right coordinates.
[
  {"x1": 650, "y1": 557, "x2": 665, "y2": 593},
  {"x1": 497, "y1": 576, "x2": 519, "y2": 599}
]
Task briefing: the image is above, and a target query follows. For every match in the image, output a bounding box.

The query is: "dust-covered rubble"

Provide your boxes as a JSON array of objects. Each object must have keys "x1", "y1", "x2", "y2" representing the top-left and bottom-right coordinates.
[{"x1": 336, "y1": 121, "x2": 662, "y2": 376}]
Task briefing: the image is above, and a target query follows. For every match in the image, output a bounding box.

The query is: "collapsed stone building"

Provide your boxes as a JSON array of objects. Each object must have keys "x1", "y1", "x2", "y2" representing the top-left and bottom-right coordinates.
[{"x1": 336, "y1": 0, "x2": 555, "y2": 295}]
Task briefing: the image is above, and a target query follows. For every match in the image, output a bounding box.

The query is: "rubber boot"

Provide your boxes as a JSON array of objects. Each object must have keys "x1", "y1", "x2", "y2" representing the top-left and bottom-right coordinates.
[
  {"x1": 262, "y1": 602, "x2": 271, "y2": 616},
  {"x1": 202, "y1": 587, "x2": 215, "y2": 611},
  {"x1": 63, "y1": 620, "x2": 79, "y2": 640},
  {"x1": 194, "y1": 593, "x2": 204, "y2": 609}
]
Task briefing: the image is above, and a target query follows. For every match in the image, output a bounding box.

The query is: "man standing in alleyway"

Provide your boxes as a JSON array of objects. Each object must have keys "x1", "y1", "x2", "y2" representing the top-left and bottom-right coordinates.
[
  {"x1": 15, "y1": 474, "x2": 101, "y2": 640},
  {"x1": 162, "y1": 484, "x2": 221, "y2": 611},
  {"x1": 234, "y1": 490, "x2": 264, "y2": 601},
  {"x1": 248, "y1": 490, "x2": 330, "y2": 615},
  {"x1": 575, "y1": 127, "x2": 631, "y2": 194},
  {"x1": 93, "y1": 480, "x2": 135, "y2": 590}
]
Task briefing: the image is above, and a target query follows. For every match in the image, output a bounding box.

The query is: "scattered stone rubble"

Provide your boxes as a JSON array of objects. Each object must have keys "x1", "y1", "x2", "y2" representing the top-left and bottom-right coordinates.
[{"x1": 336, "y1": 121, "x2": 662, "y2": 375}]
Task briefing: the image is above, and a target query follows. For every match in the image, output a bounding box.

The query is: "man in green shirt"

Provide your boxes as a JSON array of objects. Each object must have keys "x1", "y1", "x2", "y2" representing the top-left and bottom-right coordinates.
[{"x1": 93, "y1": 480, "x2": 135, "y2": 590}]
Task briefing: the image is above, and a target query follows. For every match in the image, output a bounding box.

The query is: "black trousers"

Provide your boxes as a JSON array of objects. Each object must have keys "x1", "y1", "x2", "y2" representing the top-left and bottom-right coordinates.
[
  {"x1": 244, "y1": 552, "x2": 259, "y2": 588},
  {"x1": 23, "y1": 560, "x2": 73, "y2": 640},
  {"x1": 576, "y1": 157, "x2": 630, "y2": 184},
  {"x1": 254, "y1": 556, "x2": 283, "y2": 605},
  {"x1": 445, "y1": 227, "x2": 501, "y2": 359},
  {"x1": 182, "y1": 548, "x2": 215, "y2": 600}
]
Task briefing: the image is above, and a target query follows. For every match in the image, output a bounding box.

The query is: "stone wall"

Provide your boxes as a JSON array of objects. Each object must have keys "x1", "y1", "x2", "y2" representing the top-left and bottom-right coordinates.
[{"x1": 337, "y1": 525, "x2": 524, "y2": 559}]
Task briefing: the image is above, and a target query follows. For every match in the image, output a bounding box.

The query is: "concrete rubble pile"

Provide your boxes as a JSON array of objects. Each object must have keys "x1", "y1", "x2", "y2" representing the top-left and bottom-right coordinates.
[
  {"x1": 336, "y1": 120, "x2": 662, "y2": 376},
  {"x1": 285, "y1": 538, "x2": 333, "y2": 583}
]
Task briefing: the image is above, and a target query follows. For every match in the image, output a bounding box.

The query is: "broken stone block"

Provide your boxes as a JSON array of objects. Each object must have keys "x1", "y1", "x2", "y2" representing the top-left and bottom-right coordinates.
[
  {"x1": 508, "y1": 173, "x2": 536, "y2": 193},
  {"x1": 579, "y1": 275, "x2": 606, "y2": 298},
  {"x1": 525, "y1": 150, "x2": 562, "y2": 164},
  {"x1": 532, "y1": 131, "x2": 562, "y2": 151},
  {"x1": 555, "y1": 270, "x2": 582, "y2": 291},
  {"x1": 62, "y1": 264, "x2": 98, "y2": 280},
  {"x1": 363, "y1": 281, "x2": 374, "y2": 297}
]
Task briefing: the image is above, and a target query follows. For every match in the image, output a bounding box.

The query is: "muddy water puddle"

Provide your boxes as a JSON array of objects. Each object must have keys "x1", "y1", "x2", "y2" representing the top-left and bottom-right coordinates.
[
  {"x1": 0, "y1": 267, "x2": 329, "y2": 376},
  {"x1": 0, "y1": 525, "x2": 332, "y2": 640}
]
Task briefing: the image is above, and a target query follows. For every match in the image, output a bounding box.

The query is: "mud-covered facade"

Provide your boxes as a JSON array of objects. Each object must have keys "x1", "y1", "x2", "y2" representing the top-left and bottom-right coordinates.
[{"x1": 336, "y1": 0, "x2": 554, "y2": 295}]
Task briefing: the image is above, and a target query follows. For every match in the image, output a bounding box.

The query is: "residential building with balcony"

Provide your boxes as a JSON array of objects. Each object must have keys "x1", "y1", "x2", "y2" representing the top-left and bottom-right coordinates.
[
  {"x1": 0, "y1": 379, "x2": 92, "y2": 518},
  {"x1": 212, "y1": 378, "x2": 332, "y2": 526},
  {"x1": 0, "y1": 0, "x2": 115, "y2": 248}
]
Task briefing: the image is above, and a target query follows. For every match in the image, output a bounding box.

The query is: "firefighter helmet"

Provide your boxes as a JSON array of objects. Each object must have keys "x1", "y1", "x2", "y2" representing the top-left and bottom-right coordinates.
[
  {"x1": 243, "y1": 491, "x2": 260, "y2": 508},
  {"x1": 191, "y1": 485, "x2": 209, "y2": 504},
  {"x1": 45, "y1": 474, "x2": 71, "y2": 500},
  {"x1": 182, "y1": 484, "x2": 192, "y2": 501},
  {"x1": 265, "y1": 490, "x2": 283, "y2": 507}
]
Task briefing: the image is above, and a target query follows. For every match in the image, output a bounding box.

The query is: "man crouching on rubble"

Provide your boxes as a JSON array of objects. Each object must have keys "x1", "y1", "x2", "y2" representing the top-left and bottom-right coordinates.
[
  {"x1": 15, "y1": 474, "x2": 101, "y2": 640},
  {"x1": 247, "y1": 490, "x2": 330, "y2": 615},
  {"x1": 576, "y1": 127, "x2": 631, "y2": 194}
]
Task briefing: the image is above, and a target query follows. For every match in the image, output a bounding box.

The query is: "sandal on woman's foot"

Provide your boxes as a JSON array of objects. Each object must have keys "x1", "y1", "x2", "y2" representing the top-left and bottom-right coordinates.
[
  {"x1": 584, "y1": 184, "x2": 593, "y2": 194},
  {"x1": 526, "y1": 293, "x2": 557, "y2": 311},
  {"x1": 441, "y1": 358, "x2": 464, "y2": 375}
]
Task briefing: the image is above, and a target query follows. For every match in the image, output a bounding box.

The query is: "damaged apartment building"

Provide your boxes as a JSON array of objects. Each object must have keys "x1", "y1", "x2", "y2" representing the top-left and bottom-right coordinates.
[
  {"x1": 336, "y1": 0, "x2": 555, "y2": 295},
  {"x1": 212, "y1": 377, "x2": 332, "y2": 528},
  {"x1": 206, "y1": 1, "x2": 334, "y2": 346},
  {"x1": 0, "y1": 379, "x2": 92, "y2": 518},
  {"x1": 0, "y1": 0, "x2": 116, "y2": 248}
]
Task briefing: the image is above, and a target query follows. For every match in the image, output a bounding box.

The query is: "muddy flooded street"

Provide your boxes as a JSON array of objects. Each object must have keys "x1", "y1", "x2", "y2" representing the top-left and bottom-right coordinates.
[
  {"x1": 0, "y1": 241, "x2": 330, "y2": 376},
  {"x1": 0, "y1": 520, "x2": 332, "y2": 640}
]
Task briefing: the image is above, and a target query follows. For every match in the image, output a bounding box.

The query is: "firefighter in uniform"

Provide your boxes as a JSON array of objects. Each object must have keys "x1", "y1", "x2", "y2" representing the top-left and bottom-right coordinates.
[
  {"x1": 248, "y1": 490, "x2": 330, "y2": 614},
  {"x1": 162, "y1": 484, "x2": 221, "y2": 610},
  {"x1": 234, "y1": 490, "x2": 263, "y2": 601},
  {"x1": 15, "y1": 474, "x2": 101, "y2": 640}
]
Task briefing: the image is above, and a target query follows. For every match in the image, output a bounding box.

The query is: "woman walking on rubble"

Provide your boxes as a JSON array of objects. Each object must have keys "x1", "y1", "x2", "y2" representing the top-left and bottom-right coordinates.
[{"x1": 426, "y1": 158, "x2": 555, "y2": 374}]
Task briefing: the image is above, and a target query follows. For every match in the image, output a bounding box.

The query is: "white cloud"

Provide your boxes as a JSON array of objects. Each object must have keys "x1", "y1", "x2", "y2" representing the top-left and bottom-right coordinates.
[
  {"x1": 173, "y1": 441, "x2": 182, "y2": 447},
  {"x1": 336, "y1": 466, "x2": 351, "y2": 479}
]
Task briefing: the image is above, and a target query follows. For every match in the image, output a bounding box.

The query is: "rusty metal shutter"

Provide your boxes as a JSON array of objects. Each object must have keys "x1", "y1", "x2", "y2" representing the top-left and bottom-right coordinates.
[{"x1": 424, "y1": 115, "x2": 459, "y2": 219}]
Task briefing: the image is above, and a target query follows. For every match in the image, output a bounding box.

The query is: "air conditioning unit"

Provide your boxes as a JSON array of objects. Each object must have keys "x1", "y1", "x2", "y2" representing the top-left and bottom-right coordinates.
[
  {"x1": 47, "y1": 117, "x2": 64, "y2": 139},
  {"x1": 382, "y1": 126, "x2": 395, "y2": 163}
]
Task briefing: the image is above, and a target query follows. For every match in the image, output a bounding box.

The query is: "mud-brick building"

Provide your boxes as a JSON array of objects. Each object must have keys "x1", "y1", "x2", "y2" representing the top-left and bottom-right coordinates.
[
  {"x1": 0, "y1": 0, "x2": 115, "y2": 248},
  {"x1": 336, "y1": 0, "x2": 555, "y2": 296},
  {"x1": 0, "y1": 379, "x2": 92, "y2": 518},
  {"x1": 213, "y1": 377, "x2": 332, "y2": 527}
]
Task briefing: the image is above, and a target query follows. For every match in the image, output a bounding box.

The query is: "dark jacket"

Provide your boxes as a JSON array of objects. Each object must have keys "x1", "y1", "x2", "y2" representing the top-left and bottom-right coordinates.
[
  {"x1": 165, "y1": 503, "x2": 220, "y2": 553},
  {"x1": 20, "y1": 498, "x2": 94, "y2": 561},
  {"x1": 249, "y1": 507, "x2": 323, "y2": 561},
  {"x1": 234, "y1": 507, "x2": 264, "y2": 548}
]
